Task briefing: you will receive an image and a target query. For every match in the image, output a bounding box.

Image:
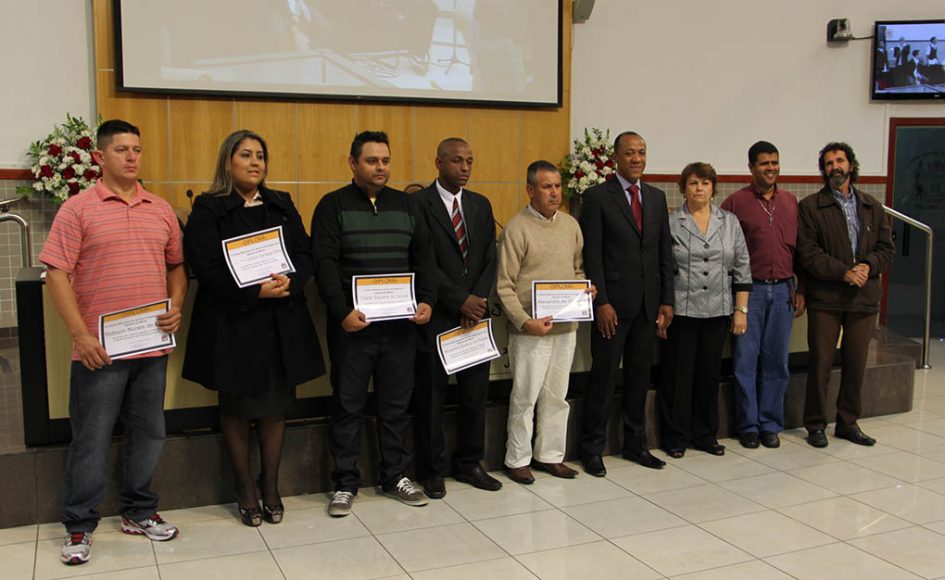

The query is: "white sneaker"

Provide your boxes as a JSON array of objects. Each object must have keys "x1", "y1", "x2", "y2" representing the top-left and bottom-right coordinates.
[
  {"x1": 60, "y1": 532, "x2": 92, "y2": 565},
  {"x1": 120, "y1": 513, "x2": 179, "y2": 541},
  {"x1": 328, "y1": 490, "x2": 355, "y2": 517},
  {"x1": 384, "y1": 477, "x2": 428, "y2": 507}
]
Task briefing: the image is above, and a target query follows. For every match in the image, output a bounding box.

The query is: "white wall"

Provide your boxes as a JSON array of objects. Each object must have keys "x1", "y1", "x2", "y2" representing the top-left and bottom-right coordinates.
[
  {"x1": 0, "y1": 1, "x2": 94, "y2": 168},
  {"x1": 571, "y1": 0, "x2": 945, "y2": 176}
]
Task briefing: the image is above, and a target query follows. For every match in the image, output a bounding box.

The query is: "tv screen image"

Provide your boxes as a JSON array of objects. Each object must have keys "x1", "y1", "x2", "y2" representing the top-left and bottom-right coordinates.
[{"x1": 873, "y1": 20, "x2": 945, "y2": 100}]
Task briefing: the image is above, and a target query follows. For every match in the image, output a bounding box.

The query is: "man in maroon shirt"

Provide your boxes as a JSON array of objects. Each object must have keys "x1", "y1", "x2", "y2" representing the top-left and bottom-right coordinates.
[{"x1": 721, "y1": 141, "x2": 805, "y2": 449}]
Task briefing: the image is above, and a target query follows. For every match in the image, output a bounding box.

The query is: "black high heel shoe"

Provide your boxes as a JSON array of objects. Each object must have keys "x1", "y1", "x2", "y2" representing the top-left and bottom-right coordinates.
[
  {"x1": 258, "y1": 475, "x2": 285, "y2": 524},
  {"x1": 239, "y1": 503, "x2": 263, "y2": 527}
]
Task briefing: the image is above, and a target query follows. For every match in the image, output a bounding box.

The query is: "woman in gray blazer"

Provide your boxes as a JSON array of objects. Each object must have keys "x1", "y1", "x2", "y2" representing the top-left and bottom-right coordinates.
[{"x1": 659, "y1": 162, "x2": 752, "y2": 458}]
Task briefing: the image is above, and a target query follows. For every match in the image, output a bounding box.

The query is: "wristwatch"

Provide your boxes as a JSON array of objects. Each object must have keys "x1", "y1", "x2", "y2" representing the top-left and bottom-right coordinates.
[{"x1": 733, "y1": 305, "x2": 749, "y2": 314}]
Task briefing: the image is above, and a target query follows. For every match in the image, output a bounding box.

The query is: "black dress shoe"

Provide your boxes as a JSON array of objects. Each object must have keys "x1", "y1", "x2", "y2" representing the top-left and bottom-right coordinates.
[
  {"x1": 760, "y1": 431, "x2": 781, "y2": 448},
  {"x1": 739, "y1": 432, "x2": 760, "y2": 449},
  {"x1": 453, "y1": 465, "x2": 502, "y2": 491},
  {"x1": 421, "y1": 477, "x2": 446, "y2": 499},
  {"x1": 835, "y1": 425, "x2": 876, "y2": 446},
  {"x1": 807, "y1": 429, "x2": 829, "y2": 448},
  {"x1": 622, "y1": 449, "x2": 665, "y2": 469},
  {"x1": 582, "y1": 455, "x2": 607, "y2": 477}
]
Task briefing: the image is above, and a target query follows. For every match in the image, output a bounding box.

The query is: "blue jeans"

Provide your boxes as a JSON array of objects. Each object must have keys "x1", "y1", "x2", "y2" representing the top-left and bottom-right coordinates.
[
  {"x1": 732, "y1": 282, "x2": 794, "y2": 434},
  {"x1": 61, "y1": 356, "x2": 168, "y2": 533}
]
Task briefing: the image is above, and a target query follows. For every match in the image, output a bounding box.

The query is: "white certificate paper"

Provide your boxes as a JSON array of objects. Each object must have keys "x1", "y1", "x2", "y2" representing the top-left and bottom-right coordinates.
[
  {"x1": 222, "y1": 226, "x2": 296, "y2": 288},
  {"x1": 531, "y1": 280, "x2": 594, "y2": 322},
  {"x1": 352, "y1": 273, "x2": 417, "y2": 322},
  {"x1": 436, "y1": 319, "x2": 501, "y2": 375},
  {"x1": 98, "y1": 299, "x2": 176, "y2": 359}
]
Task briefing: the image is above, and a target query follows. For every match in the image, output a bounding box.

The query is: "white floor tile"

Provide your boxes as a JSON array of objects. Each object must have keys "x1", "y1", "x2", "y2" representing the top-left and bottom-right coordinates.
[
  {"x1": 272, "y1": 536, "x2": 404, "y2": 580},
  {"x1": 765, "y1": 542, "x2": 921, "y2": 579},
  {"x1": 612, "y1": 524, "x2": 752, "y2": 577},
  {"x1": 562, "y1": 496, "x2": 686, "y2": 538},
  {"x1": 0, "y1": 541, "x2": 36, "y2": 579},
  {"x1": 728, "y1": 439, "x2": 839, "y2": 471},
  {"x1": 848, "y1": 526, "x2": 945, "y2": 579},
  {"x1": 861, "y1": 424, "x2": 945, "y2": 452},
  {"x1": 156, "y1": 504, "x2": 236, "y2": 526},
  {"x1": 670, "y1": 559, "x2": 795, "y2": 580},
  {"x1": 34, "y1": 532, "x2": 156, "y2": 580},
  {"x1": 473, "y1": 509, "x2": 599, "y2": 555},
  {"x1": 718, "y1": 472, "x2": 837, "y2": 508},
  {"x1": 351, "y1": 496, "x2": 463, "y2": 535},
  {"x1": 441, "y1": 484, "x2": 554, "y2": 521},
  {"x1": 375, "y1": 522, "x2": 505, "y2": 572},
  {"x1": 525, "y1": 473, "x2": 631, "y2": 507},
  {"x1": 56, "y1": 567, "x2": 161, "y2": 579},
  {"x1": 151, "y1": 519, "x2": 266, "y2": 565},
  {"x1": 0, "y1": 525, "x2": 37, "y2": 547},
  {"x1": 852, "y1": 483, "x2": 945, "y2": 524},
  {"x1": 409, "y1": 557, "x2": 534, "y2": 580},
  {"x1": 777, "y1": 496, "x2": 913, "y2": 539},
  {"x1": 670, "y1": 452, "x2": 774, "y2": 483},
  {"x1": 257, "y1": 506, "x2": 370, "y2": 549},
  {"x1": 699, "y1": 509, "x2": 834, "y2": 557},
  {"x1": 788, "y1": 460, "x2": 902, "y2": 495},
  {"x1": 517, "y1": 540, "x2": 661, "y2": 580},
  {"x1": 917, "y1": 476, "x2": 945, "y2": 496},
  {"x1": 605, "y1": 462, "x2": 706, "y2": 495},
  {"x1": 644, "y1": 484, "x2": 766, "y2": 523},
  {"x1": 852, "y1": 452, "x2": 945, "y2": 483},
  {"x1": 156, "y1": 551, "x2": 283, "y2": 580}
]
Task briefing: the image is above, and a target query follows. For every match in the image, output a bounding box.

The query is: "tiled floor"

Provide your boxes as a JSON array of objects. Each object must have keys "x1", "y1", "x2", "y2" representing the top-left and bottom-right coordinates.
[{"x1": 6, "y1": 344, "x2": 945, "y2": 579}]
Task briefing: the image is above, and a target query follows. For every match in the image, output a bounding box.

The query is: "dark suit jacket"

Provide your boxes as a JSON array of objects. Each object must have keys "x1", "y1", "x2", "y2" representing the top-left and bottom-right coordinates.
[
  {"x1": 797, "y1": 185, "x2": 894, "y2": 313},
  {"x1": 579, "y1": 178, "x2": 675, "y2": 320},
  {"x1": 414, "y1": 182, "x2": 497, "y2": 351},
  {"x1": 182, "y1": 188, "x2": 325, "y2": 393}
]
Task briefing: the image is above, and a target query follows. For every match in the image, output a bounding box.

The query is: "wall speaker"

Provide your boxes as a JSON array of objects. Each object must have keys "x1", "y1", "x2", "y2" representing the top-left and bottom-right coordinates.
[{"x1": 573, "y1": 0, "x2": 595, "y2": 24}]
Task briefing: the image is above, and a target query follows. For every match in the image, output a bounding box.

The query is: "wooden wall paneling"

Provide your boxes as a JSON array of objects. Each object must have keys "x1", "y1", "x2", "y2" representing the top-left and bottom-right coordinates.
[
  {"x1": 358, "y1": 104, "x2": 414, "y2": 182},
  {"x1": 168, "y1": 99, "x2": 235, "y2": 183},
  {"x1": 96, "y1": 70, "x2": 170, "y2": 185},
  {"x1": 234, "y1": 101, "x2": 299, "y2": 183},
  {"x1": 92, "y1": 0, "x2": 115, "y2": 71},
  {"x1": 468, "y1": 109, "x2": 522, "y2": 184},
  {"x1": 521, "y1": 108, "x2": 570, "y2": 174},
  {"x1": 299, "y1": 183, "x2": 346, "y2": 234},
  {"x1": 411, "y1": 106, "x2": 470, "y2": 181},
  {"x1": 478, "y1": 182, "x2": 524, "y2": 230},
  {"x1": 298, "y1": 103, "x2": 357, "y2": 182},
  {"x1": 168, "y1": 182, "x2": 212, "y2": 214},
  {"x1": 266, "y1": 182, "x2": 300, "y2": 209}
]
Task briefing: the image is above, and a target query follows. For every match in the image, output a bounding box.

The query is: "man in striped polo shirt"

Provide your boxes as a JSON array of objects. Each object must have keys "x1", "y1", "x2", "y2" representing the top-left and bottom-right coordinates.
[
  {"x1": 40, "y1": 119, "x2": 187, "y2": 566},
  {"x1": 312, "y1": 130, "x2": 436, "y2": 516}
]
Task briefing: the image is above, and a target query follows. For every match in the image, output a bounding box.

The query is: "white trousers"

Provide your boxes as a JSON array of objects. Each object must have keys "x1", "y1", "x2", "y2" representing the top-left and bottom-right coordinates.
[{"x1": 505, "y1": 331, "x2": 577, "y2": 468}]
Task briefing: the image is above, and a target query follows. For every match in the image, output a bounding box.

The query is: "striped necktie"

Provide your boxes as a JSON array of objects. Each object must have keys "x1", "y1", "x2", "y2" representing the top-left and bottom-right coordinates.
[{"x1": 451, "y1": 197, "x2": 469, "y2": 266}]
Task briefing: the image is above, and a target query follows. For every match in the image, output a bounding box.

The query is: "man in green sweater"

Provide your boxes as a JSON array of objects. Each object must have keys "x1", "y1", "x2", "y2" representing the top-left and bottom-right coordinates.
[{"x1": 496, "y1": 160, "x2": 596, "y2": 484}]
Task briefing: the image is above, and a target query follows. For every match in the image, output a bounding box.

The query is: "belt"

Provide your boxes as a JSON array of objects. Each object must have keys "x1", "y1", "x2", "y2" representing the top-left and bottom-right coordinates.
[{"x1": 752, "y1": 277, "x2": 792, "y2": 285}]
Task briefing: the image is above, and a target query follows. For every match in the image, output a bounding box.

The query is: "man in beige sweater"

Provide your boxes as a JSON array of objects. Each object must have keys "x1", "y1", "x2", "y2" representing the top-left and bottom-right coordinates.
[{"x1": 496, "y1": 160, "x2": 595, "y2": 484}]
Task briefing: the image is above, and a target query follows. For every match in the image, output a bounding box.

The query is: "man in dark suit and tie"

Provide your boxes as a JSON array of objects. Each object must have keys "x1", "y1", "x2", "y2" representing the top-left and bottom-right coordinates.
[
  {"x1": 412, "y1": 138, "x2": 502, "y2": 499},
  {"x1": 578, "y1": 131, "x2": 675, "y2": 474}
]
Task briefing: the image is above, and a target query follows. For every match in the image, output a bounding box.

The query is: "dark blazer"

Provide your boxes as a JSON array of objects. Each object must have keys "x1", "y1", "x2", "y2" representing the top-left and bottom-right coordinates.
[
  {"x1": 579, "y1": 178, "x2": 675, "y2": 320},
  {"x1": 182, "y1": 188, "x2": 325, "y2": 394},
  {"x1": 414, "y1": 182, "x2": 497, "y2": 350},
  {"x1": 797, "y1": 185, "x2": 894, "y2": 313}
]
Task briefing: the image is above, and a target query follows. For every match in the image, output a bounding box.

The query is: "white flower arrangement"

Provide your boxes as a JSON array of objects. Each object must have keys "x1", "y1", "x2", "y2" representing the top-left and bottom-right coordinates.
[
  {"x1": 17, "y1": 114, "x2": 100, "y2": 204},
  {"x1": 561, "y1": 128, "x2": 615, "y2": 198}
]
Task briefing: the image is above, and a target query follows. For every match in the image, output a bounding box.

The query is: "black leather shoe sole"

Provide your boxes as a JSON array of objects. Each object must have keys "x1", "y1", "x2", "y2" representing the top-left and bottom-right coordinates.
[
  {"x1": 807, "y1": 430, "x2": 829, "y2": 448},
  {"x1": 835, "y1": 429, "x2": 876, "y2": 446},
  {"x1": 622, "y1": 451, "x2": 666, "y2": 469},
  {"x1": 760, "y1": 432, "x2": 780, "y2": 448},
  {"x1": 739, "y1": 433, "x2": 760, "y2": 449},
  {"x1": 453, "y1": 470, "x2": 502, "y2": 491},
  {"x1": 582, "y1": 457, "x2": 607, "y2": 477},
  {"x1": 422, "y1": 479, "x2": 446, "y2": 499}
]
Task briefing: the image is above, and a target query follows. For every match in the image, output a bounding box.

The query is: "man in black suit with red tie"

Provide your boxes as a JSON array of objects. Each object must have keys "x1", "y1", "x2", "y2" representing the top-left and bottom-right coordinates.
[
  {"x1": 578, "y1": 131, "x2": 675, "y2": 474},
  {"x1": 412, "y1": 138, "x2": 502, "y2": 499}
]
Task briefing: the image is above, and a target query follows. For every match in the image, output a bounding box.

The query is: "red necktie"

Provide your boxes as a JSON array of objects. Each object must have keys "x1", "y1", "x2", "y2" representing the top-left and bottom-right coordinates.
[
  {"x1": 451, "y1": 197, "x2": 469, "y2": 266},
  {"x1": 629, "y1": 184, "x2": 643, "y2": 232}
]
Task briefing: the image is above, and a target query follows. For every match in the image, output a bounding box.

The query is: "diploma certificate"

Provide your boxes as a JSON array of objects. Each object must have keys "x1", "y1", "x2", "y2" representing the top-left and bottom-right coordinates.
[
  {"x1": 98, "y1": 299, "x2": 176, "y2": 359},
  {"x1": 531, "y1": 280, "x2": 594, "y2": 322},
  {"x1": 222, "y1": 226, "x2": 295, "y2": 288},
  {"x1": 352, "y1": 273, "x2": 417, "y2": 321},
  {"x1": 436, "y1": 319, "x2": 501, "y2": 375}
]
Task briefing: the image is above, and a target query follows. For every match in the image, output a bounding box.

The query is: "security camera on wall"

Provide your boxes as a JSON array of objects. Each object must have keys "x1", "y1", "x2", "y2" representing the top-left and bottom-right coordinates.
[{"x1": 827, "y1": 18, "x2": 853, "y2": 42}]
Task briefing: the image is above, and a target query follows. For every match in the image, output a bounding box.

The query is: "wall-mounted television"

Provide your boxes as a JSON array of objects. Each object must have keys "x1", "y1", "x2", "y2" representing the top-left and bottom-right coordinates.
[
  {"x1": 113, "y1": 0, "x2": 562, "y2": 108},
  {"x1": 872, "y1": 19, "x2": 945, "y2": 101}
]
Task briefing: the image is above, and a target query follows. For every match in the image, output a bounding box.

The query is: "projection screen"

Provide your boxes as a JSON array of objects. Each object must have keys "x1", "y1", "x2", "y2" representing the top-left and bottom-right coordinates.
[{"x1": 114, "y1": 0, "x2": 561, "y2": 107}]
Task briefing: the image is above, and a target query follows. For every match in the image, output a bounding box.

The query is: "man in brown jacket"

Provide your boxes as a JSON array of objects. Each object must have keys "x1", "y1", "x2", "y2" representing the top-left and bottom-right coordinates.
[{"x1": 797, "y1": 142, "x2": 894, "y2": 448}]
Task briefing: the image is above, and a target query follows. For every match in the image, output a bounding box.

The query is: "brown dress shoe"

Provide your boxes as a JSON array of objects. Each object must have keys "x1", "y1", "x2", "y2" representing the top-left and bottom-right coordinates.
[
  {"x1": 532, "y1": 461, "x2": 578, "y2": 479},
  {"x1": 505, "y1": 466, "x2": 535, "y2": 484}
]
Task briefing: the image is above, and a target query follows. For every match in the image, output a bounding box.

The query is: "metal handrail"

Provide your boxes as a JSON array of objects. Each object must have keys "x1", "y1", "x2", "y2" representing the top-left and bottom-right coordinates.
[
  {"x1": 883, "y1": 205, "x2": 932, "y2": 369},
  {"x1": 0, "y1": 212, "x2": 32, "y2": 269}
]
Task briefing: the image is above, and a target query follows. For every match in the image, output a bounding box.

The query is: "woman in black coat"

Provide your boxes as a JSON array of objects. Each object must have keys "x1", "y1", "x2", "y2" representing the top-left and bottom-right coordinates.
[{"x1": 183, "y1": 130, "x2": 325, "y2": 526}]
